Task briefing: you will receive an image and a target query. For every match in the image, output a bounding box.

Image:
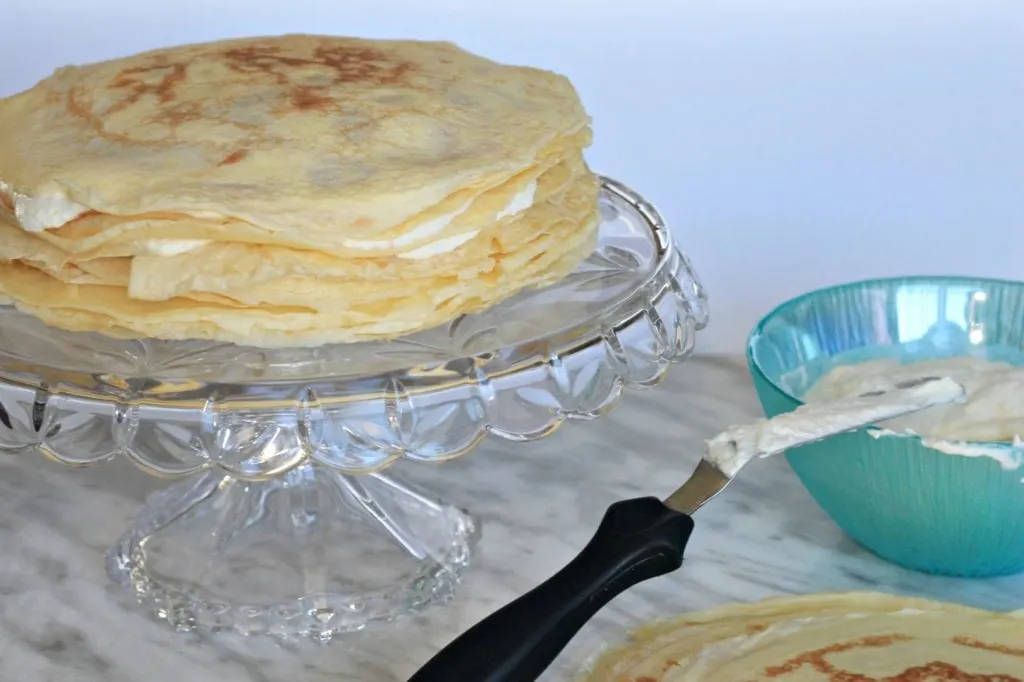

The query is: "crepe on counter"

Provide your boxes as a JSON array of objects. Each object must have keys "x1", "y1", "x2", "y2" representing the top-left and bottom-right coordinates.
[
  {"x1": 582, "y1": 592, "x2": 1024, "y2": 681},
  {"x1": 0, "y1": 35, "x2": 599, "y2": 347}
]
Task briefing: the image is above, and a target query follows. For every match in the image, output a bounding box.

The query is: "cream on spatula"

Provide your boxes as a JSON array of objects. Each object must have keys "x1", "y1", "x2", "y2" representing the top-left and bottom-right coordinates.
[{"x1": 412, "y1": 376, "x2": 966, "y2": 682}]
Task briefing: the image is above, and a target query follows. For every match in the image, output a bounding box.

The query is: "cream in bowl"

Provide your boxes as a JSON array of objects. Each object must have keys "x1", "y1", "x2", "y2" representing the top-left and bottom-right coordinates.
[{"x1": 747, "y1": 276, "x2": 1024, "y2": 577}]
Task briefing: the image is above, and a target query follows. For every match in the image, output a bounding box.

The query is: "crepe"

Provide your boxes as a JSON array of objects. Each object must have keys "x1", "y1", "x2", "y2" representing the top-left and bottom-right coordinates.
[
  {"x1": 0, "y1": 35, "x2": 600, "y2": 347},
  {"x1": 583, "y1": 592, "x2": 1024, "y2": 681}
]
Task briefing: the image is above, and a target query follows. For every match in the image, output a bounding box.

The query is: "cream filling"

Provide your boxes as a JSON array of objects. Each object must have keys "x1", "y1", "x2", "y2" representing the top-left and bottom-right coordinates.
[
  {"x1": 341, "y1": 199, "x2": 475, "y2": 251},
  {"x1": 705, "y1": 377, "x2": 964, "y2": 477},
  {"x1": 494, "y1": 179, "x2": 537, "y2": 220},
  {"x1": 397, "y1": 231, "x2": 479, "y2": 260},
  {"x1": 341, "y1": 179, "x2": 537, "y2": 253},
  {"x1": 137, "y1": 239, "x2": 212, "y2": 257},
  {"x1": 806, "y1": 356, "x2": 1024, "y2": 470},
  {"x1": 1, "y1": 177, "x2": 538, "y2": 262},
  {"x1": 0, "y1": 180, "x2": 90, "y2": 232}
]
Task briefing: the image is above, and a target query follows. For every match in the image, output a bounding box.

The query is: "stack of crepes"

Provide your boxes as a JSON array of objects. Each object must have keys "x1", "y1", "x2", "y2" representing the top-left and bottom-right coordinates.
[
  {"x1": 0, "y1": 35, "x2": 599, "y2": 348},
  {"x1": 584, "y1": 592, "x2": 1024, "y2": 680}
]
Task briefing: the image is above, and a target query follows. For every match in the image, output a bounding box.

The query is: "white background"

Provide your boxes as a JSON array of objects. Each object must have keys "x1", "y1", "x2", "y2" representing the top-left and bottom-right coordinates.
[{"x1": 4, "y1": 0, "x2": 1022, "y2": 353}]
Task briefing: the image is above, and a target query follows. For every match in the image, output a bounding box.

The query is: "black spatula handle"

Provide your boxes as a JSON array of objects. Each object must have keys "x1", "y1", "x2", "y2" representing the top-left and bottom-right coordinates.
[{"x1": 409, "y1": 496, "x2": 695, "y2": 682}]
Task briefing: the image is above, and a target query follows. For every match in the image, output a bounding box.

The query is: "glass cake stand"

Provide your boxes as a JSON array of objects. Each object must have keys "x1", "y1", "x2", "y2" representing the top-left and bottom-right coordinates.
[{"x1": 0, "y1": 177, "x2": 707, "y2": 641}]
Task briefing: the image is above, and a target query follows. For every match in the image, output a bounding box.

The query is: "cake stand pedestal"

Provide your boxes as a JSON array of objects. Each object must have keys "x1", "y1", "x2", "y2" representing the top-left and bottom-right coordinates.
[{"x1": 0, "y1": 178, "x2": 707, "y2": 641}]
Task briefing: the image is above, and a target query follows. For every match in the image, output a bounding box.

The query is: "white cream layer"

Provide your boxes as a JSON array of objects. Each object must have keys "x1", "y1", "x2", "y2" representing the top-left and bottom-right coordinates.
[
  {"x1": 705, "y1": 376, "x2": 964, "y2": 477},
  {"x1": 342, "y1": 180, "x2": 537, "y2": 255},
  {"x1": 0, "y1": 179, "x2": 90, "y2": 231},
  {"x1": 1, "y1": 177, "x2": 539, "y2": 262},
  {"x1": 137, "y1": 239, "x2": 212, "y2": 256},
  {"x1": 807, "y1": 356, "x2": 1024, "y2": 470}
]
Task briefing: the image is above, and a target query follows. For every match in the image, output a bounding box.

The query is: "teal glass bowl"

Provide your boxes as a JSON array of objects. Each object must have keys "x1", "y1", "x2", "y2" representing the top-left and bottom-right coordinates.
[{"x1": 747, "y1": 276, "x2": 1024, "y2": 577}]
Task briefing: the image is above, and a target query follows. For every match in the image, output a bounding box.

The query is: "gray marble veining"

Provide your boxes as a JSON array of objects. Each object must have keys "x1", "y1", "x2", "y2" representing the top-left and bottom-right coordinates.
[{"x1": 1, "y1": 356, "x2": 1022, "y2": 681}]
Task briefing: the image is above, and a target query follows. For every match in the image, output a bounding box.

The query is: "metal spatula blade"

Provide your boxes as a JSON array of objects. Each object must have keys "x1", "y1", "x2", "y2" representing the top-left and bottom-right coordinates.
[{"x1": 665, "y1": 375, "x2": 964, "y2": 514}]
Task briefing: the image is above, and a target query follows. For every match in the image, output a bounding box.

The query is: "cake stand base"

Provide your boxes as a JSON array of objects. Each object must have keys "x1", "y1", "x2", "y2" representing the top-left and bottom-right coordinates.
[{"x1": 107, "y1": 463, "x2": 479, "y2": 641}]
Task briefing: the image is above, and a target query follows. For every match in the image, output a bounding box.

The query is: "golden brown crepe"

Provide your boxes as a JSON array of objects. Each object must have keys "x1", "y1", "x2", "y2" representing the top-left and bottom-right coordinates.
[
  {"x1": 0, "y1": 35, "x2": 599, "y2": 347},
  {"x1": 582, "y1": 592, "x2": 1024, "y2": 681}
]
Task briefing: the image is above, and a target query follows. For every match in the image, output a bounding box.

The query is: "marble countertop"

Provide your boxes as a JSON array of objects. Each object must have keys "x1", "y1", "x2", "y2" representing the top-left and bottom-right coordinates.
[{"x1": 2, "y1": 356, "x2": 1023, "y2": 681}]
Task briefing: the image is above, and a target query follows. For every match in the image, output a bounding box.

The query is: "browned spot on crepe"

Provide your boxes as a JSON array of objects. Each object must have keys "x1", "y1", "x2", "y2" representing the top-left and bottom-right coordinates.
[
  {"x1": 106, "y1": 59, "x2": 188, "y2": 105},
  {"x1": 217, "y1": 149, "x2": 249, "y2": 166},
  {"x1": 64, "y1": 38, "x2": 418, "y2": 145},
  {"x1": 221, "y1": 42, "x2": 416, "y2": 87},
  {"x1": 149, "y1": 100, "x2": 204, "y2": 128},
  {"x1": 289, "y1": 85, "x2": 334, "y2": 112},
  {"x1": 764, "y1": 635, "x2": 910, "y2": 677},
  {"x1": 761, "y1": 634, "x2": 1023, "y2": 681},
  {"x1": 953, "y1": 635, "x2": 1024, "y2": 658}
]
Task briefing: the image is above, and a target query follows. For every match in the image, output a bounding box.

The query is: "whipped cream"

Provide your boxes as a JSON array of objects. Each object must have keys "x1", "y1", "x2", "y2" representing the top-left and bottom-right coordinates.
[
  {"x1": 397, "y1": 231, "x2": 479, "y2": 260},
  {"x1": 917, "y1": 435, "x2": 1024, "y2": 471},
  {"x1": 341, "y1": 199, "x2": 474, "y2": 251},
  {"x1": 0, "y1": 179, "x2": 90, "y2": 231},
  {"x1": 705, "y1": 377, "x2": 964, "y2": 477},
  {"x1": 806, "y1": 357, "x2": 1024, "y2": 469},
  {"x1": 2, "y1": 175, "x2": 538, "y2": 265},
  {"x1": 495, "y1": 180, "x2": 537, "y2": 221},
  {"x1": 341, "y1": 180, "x2": 537, "y2": 254},
  {"x1": 137, "y1": 239, "x2": 211, "y2": 257}
]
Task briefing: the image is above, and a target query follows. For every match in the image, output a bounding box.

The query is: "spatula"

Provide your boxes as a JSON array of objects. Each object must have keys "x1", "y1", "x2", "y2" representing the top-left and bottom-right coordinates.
[{"x1": 409, "y1": 375, "x2": 965, "y2": 682}]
